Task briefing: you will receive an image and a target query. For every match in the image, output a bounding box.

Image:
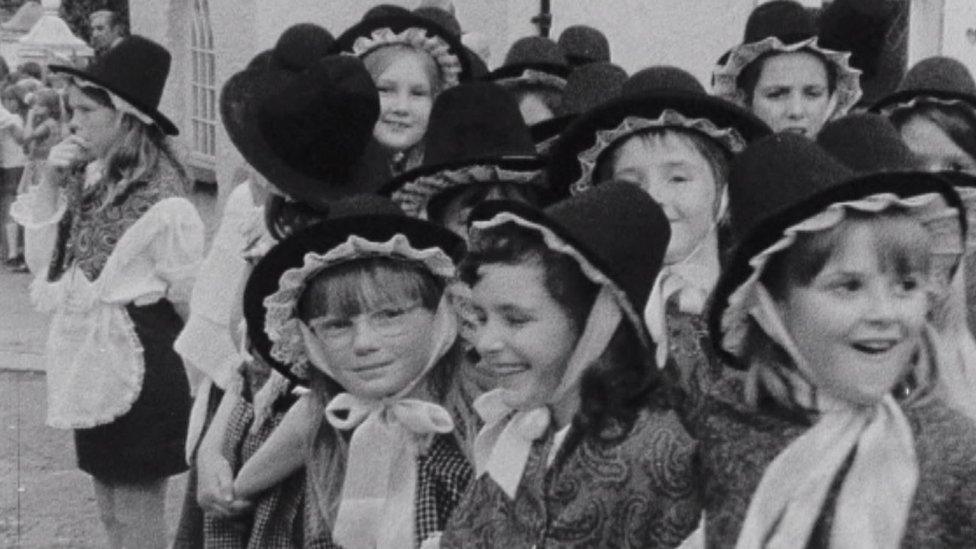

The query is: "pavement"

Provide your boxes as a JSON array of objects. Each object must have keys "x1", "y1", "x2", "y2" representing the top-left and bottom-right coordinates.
[{"x1": 0, "y1": 185, "x2": 217, "y2": 548}]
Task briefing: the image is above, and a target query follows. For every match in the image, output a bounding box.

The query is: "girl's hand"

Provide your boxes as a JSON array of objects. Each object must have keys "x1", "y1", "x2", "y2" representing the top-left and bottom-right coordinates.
[
  {"x1": 47, "y1": 135, "x2": 90, "y2": 171},
  {"x1": 197, "y1": 450, "x2": 252, "y2": 517}
]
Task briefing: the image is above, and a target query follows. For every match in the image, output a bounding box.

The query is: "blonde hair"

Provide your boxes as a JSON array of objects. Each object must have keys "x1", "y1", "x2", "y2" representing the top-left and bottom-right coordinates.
[{"x1": 76, "y1": 84, "x2": 187, "y2": 200}]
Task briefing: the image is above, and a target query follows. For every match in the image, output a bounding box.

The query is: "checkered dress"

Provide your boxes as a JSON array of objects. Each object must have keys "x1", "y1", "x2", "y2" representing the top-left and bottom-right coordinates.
[
  {"x1": 304, "y1": 433, "x2": 474, "y2": 548},
  {"x1": 202, "y1": 392, "x2": 307, "y2": 549}
]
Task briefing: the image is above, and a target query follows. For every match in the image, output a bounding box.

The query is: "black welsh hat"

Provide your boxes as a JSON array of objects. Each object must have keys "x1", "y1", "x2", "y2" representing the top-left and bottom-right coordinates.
[
  {"x1": 468, "y1": 181, "x2": 671, "y2": 357},
  {"x1": 709, "y1": 133, "x2": 963, "y2": 368},
  {"x1": 485, "y1": 36, "x2": 571, "y2": 89},
  {"x1": 871, "y1": 56, "x2": 976, "y2": 113},
  {"x1": 51, "y1": 35, "x2": 178, "y2": 135},
  {"x1": 383, "y1": 81, "x2": 546, "y2": 219},
  {"x1": 712, "y1": 0, "x2": 862, "y2": 116},
  {"x1": 557, "y1": 24, "x2": 611, "y2": 67},
  {"x1": 331, "y1": 12, "x2": 470, "y2": 88},
  {"x1": 221, "y1": 24, "x2": 390, "y2": 212},
  {"x1": 530, "y1": 61, "x2": 628, "y2": 155},
  {"x1": 244, "y1": 194, "x2": 464, "y2": 382},
  {"x1": 548, "y1": 65, "x2": 771, "y2": 198}
]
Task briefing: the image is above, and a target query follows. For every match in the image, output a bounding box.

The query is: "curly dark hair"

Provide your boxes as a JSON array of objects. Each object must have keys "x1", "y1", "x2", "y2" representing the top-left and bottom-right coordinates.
[{"x1": 461, "y1": 220, "x2": 657, "y2": 441}]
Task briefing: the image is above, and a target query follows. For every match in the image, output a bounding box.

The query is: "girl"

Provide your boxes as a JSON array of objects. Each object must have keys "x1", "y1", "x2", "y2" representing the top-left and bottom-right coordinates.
[
  {"x1": 547, "y1": 66, "x2": 769, "y2": 394},
  {"x1": 0, "y1": 84, "x2": 26, "y2": 269},
  {"x1": 9, "y1": 36, "x2": 203, "y2": 548},
  {"x1": 441, "y1": 182, "x2": 701, "y2": 547},
  {"x1": 486, "y1": 36, "x2": 569, "y2": 125},
  {"x1": 332, "y1": 12, "x2": 469, "y2": 176},
  {"x1": 874, "y1": 56, "x2": 976, "y2": 339},
  {"x1": 712, "y1": 0, "x2": 861, "y2": 138},
  {"x1": 180, "y1": 33, "x2": 390, "y2": 547},
  {"x1": 242, "y1": 198, "x2": 474, "y2": 547},
  {"x1": 699, "y1": 134, "x2": 976, "y2": 547},
  {"x1": 18, "y1": 87, "x2": 63, "y2": 193}
]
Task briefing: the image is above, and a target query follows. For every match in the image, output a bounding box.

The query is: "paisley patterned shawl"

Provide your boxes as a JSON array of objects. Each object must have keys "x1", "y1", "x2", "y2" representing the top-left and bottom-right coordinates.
[
  {"x1": 48, "y1": 158, "x2": 188, "y2": 282},
  {"x1": 440, "y1": 406, "x2": 700, "y2": 548}
]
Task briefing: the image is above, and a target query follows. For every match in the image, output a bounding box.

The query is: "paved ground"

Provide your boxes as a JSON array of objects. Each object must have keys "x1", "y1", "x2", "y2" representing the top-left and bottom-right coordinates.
[{"x1": 0, "y1": 185, "x2": 217, "y2": 548}]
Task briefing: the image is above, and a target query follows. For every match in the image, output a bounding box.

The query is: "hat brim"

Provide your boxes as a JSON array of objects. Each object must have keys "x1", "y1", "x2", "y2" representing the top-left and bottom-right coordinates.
[
  {"x1": 708, "y1": 171, "x2": 964, "y2": 369},
  {"x1": 244, "y1": 214, "x2": 464, "y2": 383},
  {"x1": 530, "y1": 114, "x2": 574, "y2": 145},
  {"x1": 548, "y1": 90, "x2": 771, "y2": 199},
  {"x1": 383, "y1": 155, "x2": 547, "y2": 218},
  {"x1": 51, "y1": 64, "x2": 179, "y2": 136},
  {"x1": 467, "y1": 198, "x2": 655, "y2": 355},
  {"x1": 331, "y1": 14, "x2": 471, "y2": 81},
  {"x1": 485, "y1": 62, "x2": 572, "y2": 83},
  {"x1": 220, "y1": 67, "x2": 389, "y2": 211},
  {"x1": 870, "y1": 88, "x2": 976, "y2": 114}
]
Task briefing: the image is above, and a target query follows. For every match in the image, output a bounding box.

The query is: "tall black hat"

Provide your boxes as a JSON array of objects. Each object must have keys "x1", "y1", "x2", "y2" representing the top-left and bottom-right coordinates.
[
  {"x1": 712, "y1": 0, "x2": 862, "y2": 116},
  {"x1": 469, "y1": 181, "x2": 671, "y2": 356},
  {"x1": 244, "y1": 195, "x2": 464, "y2": 381},
  {"x1": 221, "y1": 24, "x2": 388, "y2": 212},
  {"x1": 331, "y1": 12, "x2": 471, "y2": 88},
  {"x1": 557, "y1": 24, "x2": 611, "y2": 67},
  {"x1": 51, "y1": 35, "x2": 178, "y2": 135},
  {"x1": 549, "y1": 65, "x2": 770, "y2": 198},
  {"x1": 871, "y1": 56, "x2": 976, "y2": 113},
  {"x1": 383, "y1": 81, "x2": 546, "y2": 218},
  {"x1": 709, "y1": 134, "x2": 963, "y2": 367}
]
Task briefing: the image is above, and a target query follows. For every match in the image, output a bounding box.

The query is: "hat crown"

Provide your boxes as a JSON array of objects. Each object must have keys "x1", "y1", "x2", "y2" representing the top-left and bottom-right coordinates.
[
  {"x1": 422, "y1": 81, "x2": 536, "y2": 166},
  {"x1": 271, "y1": 23, "x2": 335, "y2": 71},
  {"x1": 258, "y1": 55, "x2": 380, "y2": 187},
  {"x1": 899, "y1": 56, "x2": 976, "y2": 96},
  {"x1": 728, "y1": 133, "x2": 853, "y2": 243},
  {"x1": 543, "y1": 181, "x2": 670, "y2": 313},
  {"x1": 562, "y1": 62, "x2": 627, "y2": 114},
  {"x1": 621, "y1": 65, "x2": 704, "y2": 97},
  {"x1": 504, "y1": 36, "x2": 567, "y2": 67},
  {"x1": 817, "y1": 113, "x2": 920, "y2": 173},
  {"x1": 82, "y1": 34, "x2": 170, "y2": 112},
  {"x1": 743, "y1": 0, "x2": 816, "y2": 44},
  {"x1": 557, "y1": 24, "x2": 611, "y2": 65}
]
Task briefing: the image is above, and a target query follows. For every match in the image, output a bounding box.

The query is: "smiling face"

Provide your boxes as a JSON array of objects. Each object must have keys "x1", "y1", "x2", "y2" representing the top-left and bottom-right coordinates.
[
  {"x1": 606, "y1": 130, "x2": 723, "y2": 264},
  {"x1": 368, "y1": 47, "x2": 438, "y2": 153},
  {"x1": 747, "y1": 51, "x2": 834, "y2": 137},
  {"x1": 300, "y1": 257, "x2": 443, "y2": 400},
  {"x1": 773, "y1": 217, "x2": 931, "y2": 405},
  {"x1": 469, "y1": 260, "x2": 581, "y2": 407},
  {"x1": 899, "y1": 113, "x2": 976, "y2": 176}
]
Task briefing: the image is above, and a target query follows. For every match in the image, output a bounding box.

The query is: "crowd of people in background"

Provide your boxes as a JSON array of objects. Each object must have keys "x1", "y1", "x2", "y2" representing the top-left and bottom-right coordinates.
[{"x1": 8, "y1": 0, "x2": 976, "y2": 547}]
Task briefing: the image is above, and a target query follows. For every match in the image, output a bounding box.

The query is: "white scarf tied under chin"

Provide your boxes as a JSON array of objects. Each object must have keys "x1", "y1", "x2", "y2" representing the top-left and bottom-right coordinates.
[
  {"x1": 735, "y1": 285, "x2": 918, "y2": 549},
  {"x1": 299, "y1": 297, "x2": 458, "y2": 549},
  {"x1": 472, "y1": 286, "x2": 623, "y2": 499}
]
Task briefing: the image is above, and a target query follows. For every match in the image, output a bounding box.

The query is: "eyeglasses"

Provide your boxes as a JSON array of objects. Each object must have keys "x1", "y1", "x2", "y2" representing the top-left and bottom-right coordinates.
[{"x1": 307, "y1": 303, "x2": 424, "y2": 346}]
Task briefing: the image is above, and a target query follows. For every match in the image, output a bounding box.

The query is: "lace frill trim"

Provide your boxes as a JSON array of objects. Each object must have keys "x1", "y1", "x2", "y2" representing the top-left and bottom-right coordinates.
[
  {"x1": 720, "y1": 192, "x2": 958, "y2": 358},
  {"x1": 712, "y1": 36, "x2": 863, "y2": 118},
  {"x1": 391, "y1": 164, "x2": 541, "y2": 218},
  {"x1": 351, "y1": 27, "x2": 463, "y2": 88},
  {"x1": 263, "y1": 234, "x2": 456, "y2": 377},
  {"x1": 471, "y1": 212, "x2": 654, "y2": 355},
  {"x1": 570, "y1": 112, "x2": 747, "y2": 195}
]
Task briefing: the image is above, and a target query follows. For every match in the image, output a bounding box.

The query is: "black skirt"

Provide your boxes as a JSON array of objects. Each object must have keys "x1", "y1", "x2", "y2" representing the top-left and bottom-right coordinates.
[{"x1": 74, "y1": 299, "x2": 192, "y2": 482}]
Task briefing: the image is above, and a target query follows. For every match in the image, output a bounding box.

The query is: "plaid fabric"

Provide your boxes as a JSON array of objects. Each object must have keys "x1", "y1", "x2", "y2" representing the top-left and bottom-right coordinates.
[
  {"x1": 304, "y1": 433, "x2": 473, "y2": 548},
  {"x1": 202, "y1": 392, "x2": 307, "y2": 549},
  {"x1": 414, "y1": 434, "x2": 474, "y2": 546}
]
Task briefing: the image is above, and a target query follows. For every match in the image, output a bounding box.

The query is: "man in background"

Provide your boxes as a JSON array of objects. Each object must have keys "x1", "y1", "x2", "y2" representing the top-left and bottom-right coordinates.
[{"x1": 89, "y1": 10, "x2": 126, "y2": 58}]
